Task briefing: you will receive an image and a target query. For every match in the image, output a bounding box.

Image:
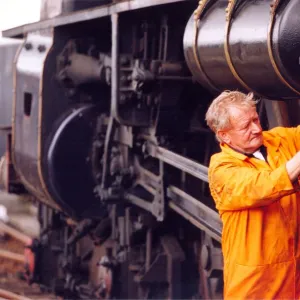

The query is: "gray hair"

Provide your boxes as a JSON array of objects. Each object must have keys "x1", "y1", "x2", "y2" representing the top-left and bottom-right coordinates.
[{"x1": 205, "y1": 90, "x2": 258, "y2": 141}]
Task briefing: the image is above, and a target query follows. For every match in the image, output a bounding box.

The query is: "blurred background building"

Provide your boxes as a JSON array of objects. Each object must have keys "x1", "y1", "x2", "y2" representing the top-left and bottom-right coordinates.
[{"x1": 0, "y1": 0, "x2": 42, "y2": 237}]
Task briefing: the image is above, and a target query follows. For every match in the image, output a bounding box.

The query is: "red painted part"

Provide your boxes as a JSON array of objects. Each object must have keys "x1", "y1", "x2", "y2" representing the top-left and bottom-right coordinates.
[
  {"x1": 104, "y1": 268, "x2": 112, "y2": 294},
  {"x1": 23, "y1": 239, "x2": 35, "y2": 283}
]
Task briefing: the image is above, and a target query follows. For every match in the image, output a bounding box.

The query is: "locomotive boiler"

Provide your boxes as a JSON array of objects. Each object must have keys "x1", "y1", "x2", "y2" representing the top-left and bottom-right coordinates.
[{"x1": 0, "y1": 0, "x2": 299, "y2": 299}]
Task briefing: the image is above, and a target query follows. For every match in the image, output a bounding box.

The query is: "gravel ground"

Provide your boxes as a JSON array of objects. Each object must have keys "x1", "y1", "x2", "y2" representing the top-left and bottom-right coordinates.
[
  {"x1": 0, "y1": 192, "x2": 54, "y2": 299},
  {"x1": 0, "y1": 234, "x2": 57, "y2": 299}
]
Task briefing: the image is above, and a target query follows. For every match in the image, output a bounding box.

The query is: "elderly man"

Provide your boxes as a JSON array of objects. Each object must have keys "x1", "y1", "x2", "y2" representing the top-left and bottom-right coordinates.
[{"x1": 206, "y1": 90, "x2": 300, "y2": 299}]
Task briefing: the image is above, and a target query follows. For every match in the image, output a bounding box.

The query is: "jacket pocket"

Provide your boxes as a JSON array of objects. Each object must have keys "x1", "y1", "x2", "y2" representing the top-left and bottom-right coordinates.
[{"x1": 225, "y1": 262, "x2": 294, "y2": 300}]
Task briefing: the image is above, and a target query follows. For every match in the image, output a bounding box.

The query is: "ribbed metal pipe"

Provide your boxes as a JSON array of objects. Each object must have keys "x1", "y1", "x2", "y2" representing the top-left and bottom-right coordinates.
[{"x1": 184, "y1": 0, "x2": 300, "y2": 100}]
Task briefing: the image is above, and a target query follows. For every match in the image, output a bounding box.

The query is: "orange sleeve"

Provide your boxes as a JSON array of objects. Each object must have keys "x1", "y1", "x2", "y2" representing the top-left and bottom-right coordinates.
[
  {"x1": 279, "y1": 125, "x2": 300, "y2": 151},
  {"x1": 290, "y1": 125, "x2": 300, "y2": 151},
  {"x1": 209, "y1": 161, "x2": 296, "y2": 211}
]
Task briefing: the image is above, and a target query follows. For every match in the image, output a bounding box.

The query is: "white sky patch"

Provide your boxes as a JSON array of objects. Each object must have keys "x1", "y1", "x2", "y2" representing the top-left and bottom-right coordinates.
[{"x1": 0, "y1": 0, "x2": 41, "y2": 35}]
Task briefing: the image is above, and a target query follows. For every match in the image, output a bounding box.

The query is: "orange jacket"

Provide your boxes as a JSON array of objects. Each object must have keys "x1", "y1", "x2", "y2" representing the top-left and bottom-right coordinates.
[{"x1": 208, "y1": 126, "x2": 300, "y2": 299}]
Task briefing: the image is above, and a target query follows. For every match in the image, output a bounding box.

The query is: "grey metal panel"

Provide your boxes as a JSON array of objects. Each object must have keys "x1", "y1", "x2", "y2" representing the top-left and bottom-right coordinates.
[
  {"x1": 2, "y1": 0, "x2": 187, "y2": 37},
  {"x1": 0, "y1": 38, "x2": 23, "y2": 157},
  {"x1": 13, "y1": 33, "x2": 57, "y2": 208},
  {"x1": 0, "y1": 38, "x2": 23, "y2": 128}
]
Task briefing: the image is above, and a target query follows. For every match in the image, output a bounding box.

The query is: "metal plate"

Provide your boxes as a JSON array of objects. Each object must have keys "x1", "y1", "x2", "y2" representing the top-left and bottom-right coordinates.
[
  {"x1": 0, "y1": 38, "x2": 23, "y2": 157},
  {"x1": 0, "y1": 38, "x2": 23, "y2": 129},
  {"x1": 2, "y1": 0, "x2": 187, "y2": 37}
]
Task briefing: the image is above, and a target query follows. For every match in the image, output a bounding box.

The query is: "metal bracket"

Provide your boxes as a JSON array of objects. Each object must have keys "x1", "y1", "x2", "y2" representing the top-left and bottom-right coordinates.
[
  {"x1": 167, "y1": 186, "x2": 222, "y2": 242},
  {"x1": 125, "y1": 157, "x2": 165, "y2": 221}
]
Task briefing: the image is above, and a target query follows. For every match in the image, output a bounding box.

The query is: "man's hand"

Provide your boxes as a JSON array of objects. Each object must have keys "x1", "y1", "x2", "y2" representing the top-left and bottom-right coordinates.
[{"x1": 286, "y1": 151, "x2": 300, "y2": 182}]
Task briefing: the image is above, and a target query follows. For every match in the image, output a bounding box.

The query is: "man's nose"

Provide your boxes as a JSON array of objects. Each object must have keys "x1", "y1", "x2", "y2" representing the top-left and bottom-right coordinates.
[{"x1": 251, "y1": 122, "x2": 262, "y2": 133}]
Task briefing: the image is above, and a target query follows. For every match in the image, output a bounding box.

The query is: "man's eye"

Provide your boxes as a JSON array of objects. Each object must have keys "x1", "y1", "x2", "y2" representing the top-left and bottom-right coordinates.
[{"x1": 240, "y1": 125, "x2": 248, "y2": 131}]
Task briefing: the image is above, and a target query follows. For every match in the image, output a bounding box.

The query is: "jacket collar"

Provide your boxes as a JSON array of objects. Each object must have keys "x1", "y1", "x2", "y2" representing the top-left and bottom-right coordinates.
[
  {"x1": 220, "y1": 143, "x2": 249, "y2": 161},
  {"x1": 220, "y1": 131, "x2": 281, "y2": 161}
]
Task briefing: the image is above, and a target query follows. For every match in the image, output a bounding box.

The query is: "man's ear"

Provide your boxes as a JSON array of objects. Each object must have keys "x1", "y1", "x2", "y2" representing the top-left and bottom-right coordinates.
[{"x1": 218, "y1": 130, "x2": 230, "y2": 144}]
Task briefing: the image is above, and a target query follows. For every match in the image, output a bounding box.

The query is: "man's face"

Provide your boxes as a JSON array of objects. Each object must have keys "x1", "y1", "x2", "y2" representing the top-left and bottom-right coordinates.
[{"x1": 218, "y1": 106, "x2": 263, "y2": 154}]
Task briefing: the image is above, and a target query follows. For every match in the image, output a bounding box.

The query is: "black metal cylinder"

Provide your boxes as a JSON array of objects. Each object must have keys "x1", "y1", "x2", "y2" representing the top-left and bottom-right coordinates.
[{"x1": 183, "y1": 0, "x2": 300, "y2": 100}]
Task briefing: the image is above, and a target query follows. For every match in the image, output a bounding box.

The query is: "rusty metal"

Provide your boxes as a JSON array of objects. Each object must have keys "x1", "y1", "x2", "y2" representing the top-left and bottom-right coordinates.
[
  {"x1": 0, "y1": 222, "x2": 32, "y2": 245},
  {"x1": 0, "y1": 288, "x2": 32, "y2": 300},
  {"x1": 0, "y1": 248, "x2": 25, "y2": 263}
]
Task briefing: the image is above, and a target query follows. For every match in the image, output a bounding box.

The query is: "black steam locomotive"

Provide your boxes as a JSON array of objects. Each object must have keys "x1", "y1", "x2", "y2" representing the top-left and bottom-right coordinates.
[{"x1": 0, "y1": 0, "x2": 299, "y2": 298}]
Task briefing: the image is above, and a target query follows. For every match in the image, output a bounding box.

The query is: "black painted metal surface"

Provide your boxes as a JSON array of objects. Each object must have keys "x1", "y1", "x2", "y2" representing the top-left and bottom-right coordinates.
[
  {"x1": 273, "y1": 0, "x2": 300, "y2": 94},
  {"x1": 46, "y1": 104, "x2": 106, "y2": 220},
  {"x1": 184, "y1": 0, "x2": 300, "y2": 100}
]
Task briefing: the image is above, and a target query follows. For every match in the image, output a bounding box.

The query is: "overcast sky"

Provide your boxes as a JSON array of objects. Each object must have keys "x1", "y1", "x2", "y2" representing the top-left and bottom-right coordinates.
[{"x1": 0, "y1": 0, "x2": 41, "y2": 34}]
